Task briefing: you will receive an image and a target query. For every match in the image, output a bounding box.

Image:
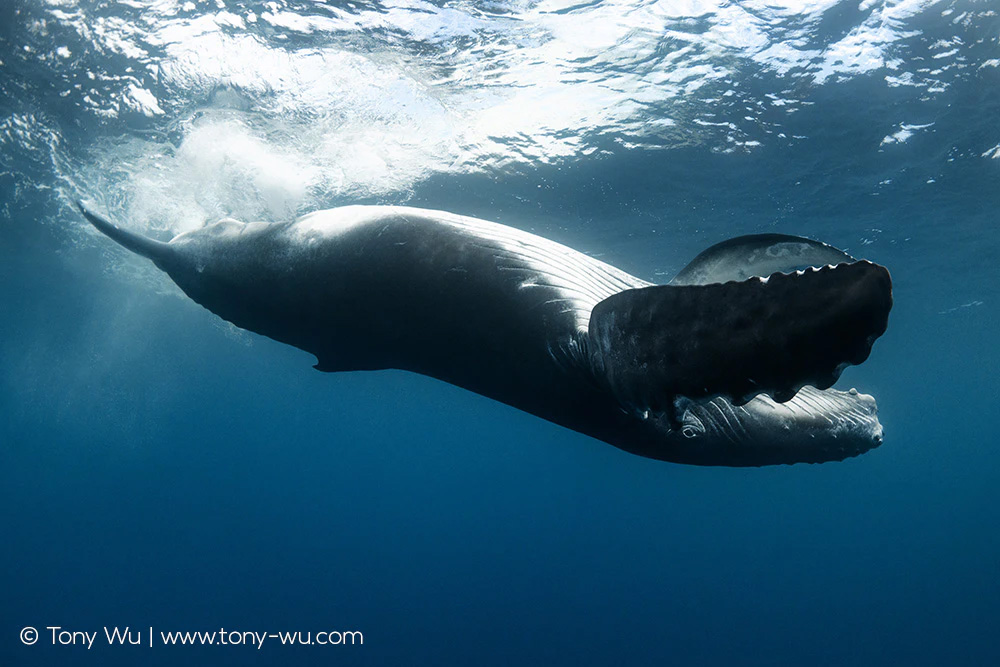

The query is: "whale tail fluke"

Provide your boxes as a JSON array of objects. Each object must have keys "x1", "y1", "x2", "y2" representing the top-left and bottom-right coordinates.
[
  {"x1": 587, "y1": 260, "x2": 892, "y2": 417},
  {"x1": 77, "y1": 200, "x2": 172, "y2": 263}
]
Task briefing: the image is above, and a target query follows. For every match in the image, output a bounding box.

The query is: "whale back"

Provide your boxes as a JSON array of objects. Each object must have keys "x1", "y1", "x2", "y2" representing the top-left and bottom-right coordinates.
[{"x1": 149, "y1": 207, "x2": 651, "y2": 421}]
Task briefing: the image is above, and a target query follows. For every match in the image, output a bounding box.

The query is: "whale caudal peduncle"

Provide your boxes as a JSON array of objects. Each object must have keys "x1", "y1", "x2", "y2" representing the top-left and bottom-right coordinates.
[{"x1": 77, "y1": 200, "x2": 173, "y2": 263}]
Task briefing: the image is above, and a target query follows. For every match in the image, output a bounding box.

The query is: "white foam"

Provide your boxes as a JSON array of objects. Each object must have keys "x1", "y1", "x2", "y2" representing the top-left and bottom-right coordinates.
[
  {"x1": 124, "y1": 84, "x2": 164, "y2": 116},
  {"x1": 43, "y1": 0, "x2": 972, "y2": 234},
  {"x1": 880, "y1": 122, "x2": 934, "y2": 146}
]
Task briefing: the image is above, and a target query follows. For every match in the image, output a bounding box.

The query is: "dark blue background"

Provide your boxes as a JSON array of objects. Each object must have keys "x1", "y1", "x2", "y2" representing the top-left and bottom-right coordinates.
[{"x1": 2, "y1": 2, "x2": 999, "y2": 665}]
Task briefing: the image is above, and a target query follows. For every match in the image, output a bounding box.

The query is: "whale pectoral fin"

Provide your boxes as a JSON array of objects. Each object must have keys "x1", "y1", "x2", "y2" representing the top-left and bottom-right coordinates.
[
  {"x1": 587, "y1": 261, "x2": 892, "y2": 413},
  {"x1": 670, "y1": 233, "x2": 856, "y2": 286}
]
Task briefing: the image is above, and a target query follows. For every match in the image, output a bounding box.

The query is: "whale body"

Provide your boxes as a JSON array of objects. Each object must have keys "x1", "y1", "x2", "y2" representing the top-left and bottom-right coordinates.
[{"x1": 79, "y1": 202, "x2": 892, "y2": 466}]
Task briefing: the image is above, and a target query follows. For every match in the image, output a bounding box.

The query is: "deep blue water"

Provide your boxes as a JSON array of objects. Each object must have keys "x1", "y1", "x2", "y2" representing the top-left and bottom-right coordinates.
[{"x1": 2, "y1": 1, "x2": 999, "y2": 665}]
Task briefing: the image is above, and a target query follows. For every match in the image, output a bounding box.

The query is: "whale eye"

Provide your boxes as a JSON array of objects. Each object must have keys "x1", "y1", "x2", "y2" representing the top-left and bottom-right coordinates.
[{"x1": 677, "y1": 410, "x2": 705, "y2": 439}]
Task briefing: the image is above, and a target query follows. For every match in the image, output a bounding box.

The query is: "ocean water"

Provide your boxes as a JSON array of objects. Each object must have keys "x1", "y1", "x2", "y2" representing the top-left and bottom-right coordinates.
[{"x1": 1, "y1": 0, "x2": 998, "y2": 665}]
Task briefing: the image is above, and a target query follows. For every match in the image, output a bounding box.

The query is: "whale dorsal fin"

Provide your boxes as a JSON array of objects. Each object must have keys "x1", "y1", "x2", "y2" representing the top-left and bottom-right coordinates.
[
  {"x1": 670, "y1": 234, "x2": 855, "y2": 286},
  {"x1": 588, "y1": 261, "x2": 892, "y2": 419}
]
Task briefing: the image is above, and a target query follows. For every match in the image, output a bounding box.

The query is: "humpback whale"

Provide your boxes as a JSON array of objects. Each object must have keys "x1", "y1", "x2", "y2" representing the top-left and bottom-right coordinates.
[{"x1": 79, "y1": 202, "x2": 891, "y2": 466}]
